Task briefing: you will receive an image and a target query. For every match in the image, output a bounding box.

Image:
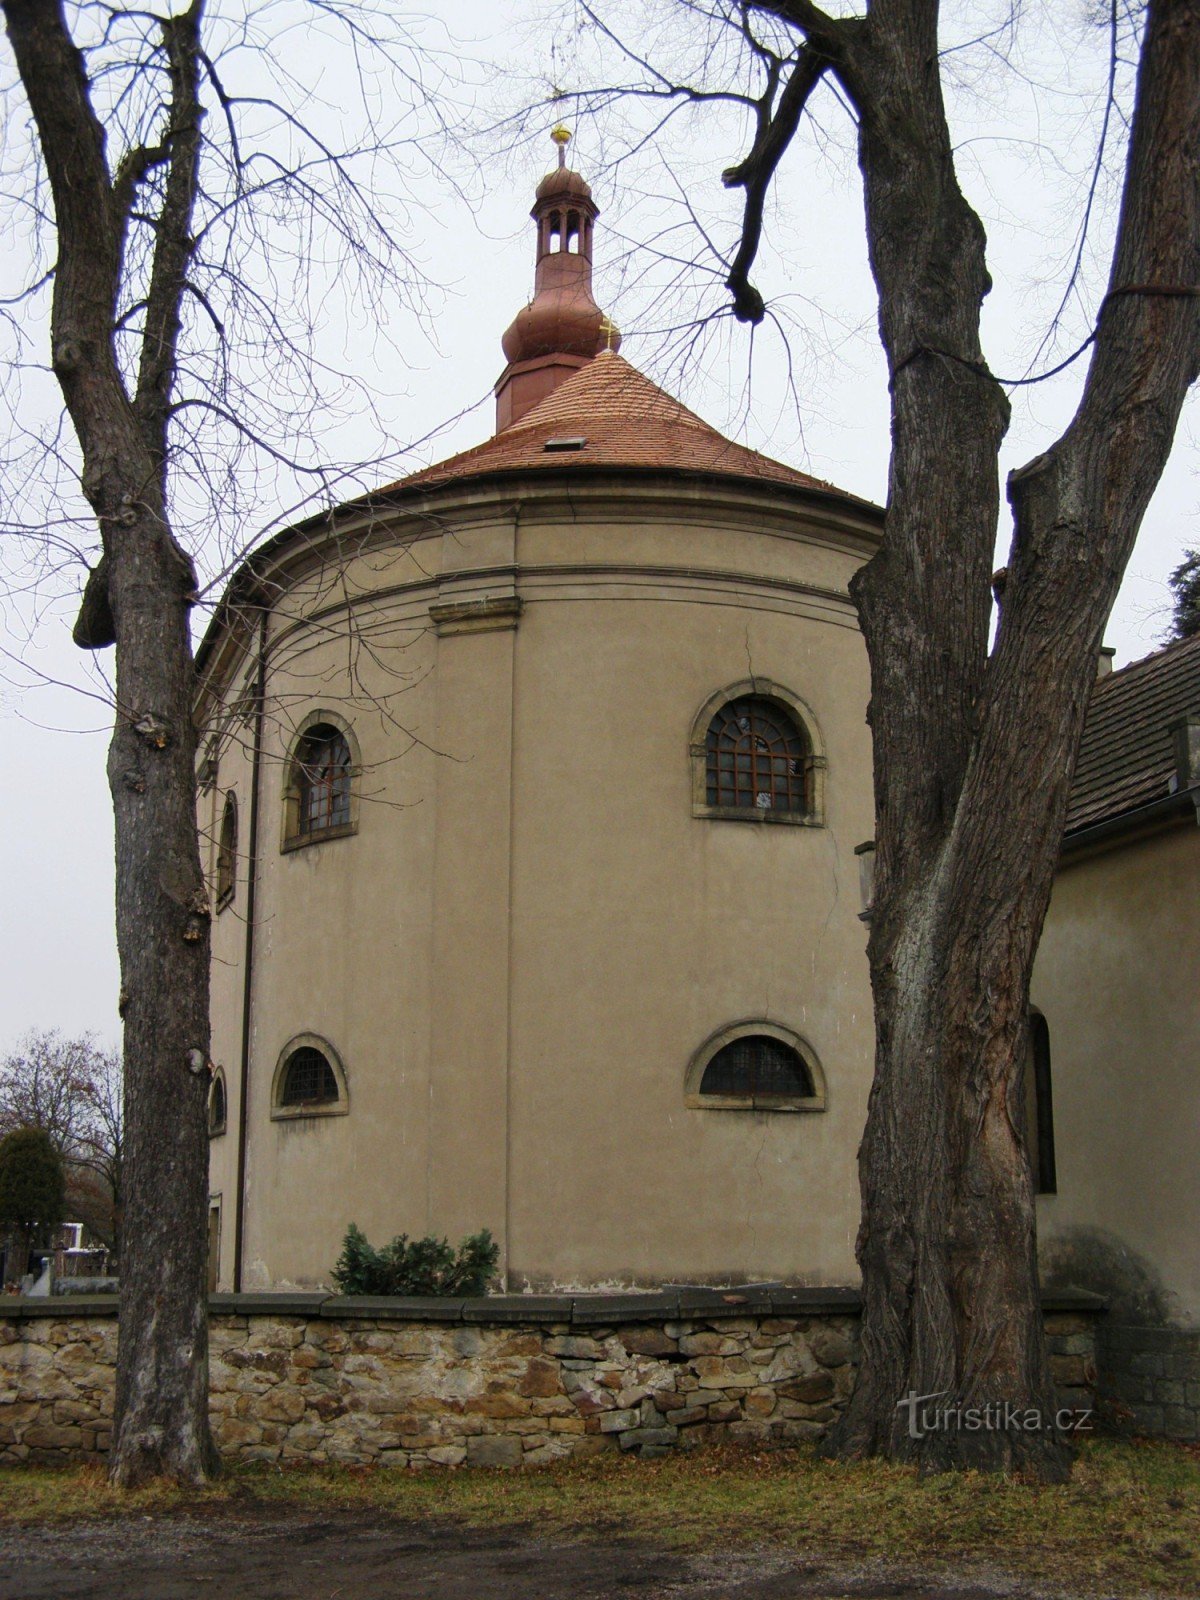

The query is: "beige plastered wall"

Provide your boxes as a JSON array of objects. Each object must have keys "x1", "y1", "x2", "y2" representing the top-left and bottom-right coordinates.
[
  {"x1": 199, "y1": 477, "x2": 881, "y2": 1291},
  {"x1": 1032, "y1": 822, "x2": 1200, "y2": 1325}
]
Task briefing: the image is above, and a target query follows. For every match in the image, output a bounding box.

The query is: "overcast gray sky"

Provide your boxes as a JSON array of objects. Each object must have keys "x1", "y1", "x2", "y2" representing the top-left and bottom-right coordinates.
[{"x1": 2, "y1": 0, "x2": 1196, "y2": 1053}]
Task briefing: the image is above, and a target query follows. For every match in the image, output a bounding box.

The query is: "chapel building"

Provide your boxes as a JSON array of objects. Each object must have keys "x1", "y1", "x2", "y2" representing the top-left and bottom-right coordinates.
[
  {"x1": 196, "y1": 139, "x2": 1199, "y2": 1431},
  {"x1": 197, "y1": 134, "x2": 883, "y2": 1293}
]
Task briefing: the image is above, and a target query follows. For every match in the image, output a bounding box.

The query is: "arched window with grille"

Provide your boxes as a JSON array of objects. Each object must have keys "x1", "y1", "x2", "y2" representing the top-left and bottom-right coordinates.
[
  {"x1": 690, "y1": 680, "x2": 825, "y2": 825},
  {"x1": 685, "y1": 1023, "x2": 826, "y2": 1111},
  {"x1": 271, "y1": 1036, "x2": 349, "y2": 1120},
  {"x1": 216, "y1": 791, "x2": 237, "y2": 907},
  {"x1": 282, "y1": 714, "x2": 359, "y2": 850}
]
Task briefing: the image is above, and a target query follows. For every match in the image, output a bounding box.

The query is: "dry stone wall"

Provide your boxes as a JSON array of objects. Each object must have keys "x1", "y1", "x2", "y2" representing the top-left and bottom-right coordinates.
[{"x1": 0, "y1": 1290, "x2": 1101, "y2": 1468}]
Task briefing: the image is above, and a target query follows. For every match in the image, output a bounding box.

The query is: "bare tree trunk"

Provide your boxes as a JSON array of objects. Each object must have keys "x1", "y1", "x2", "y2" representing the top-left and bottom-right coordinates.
[
  {"x1": 832, "y1": 0, "x2": 1200, "y2": 1476},
  {"x1": 106, "y1": 496, "x2": 217, "y2": 1485},
  {"x1": 2, "y1": 0, "x2": 217, "y2": 1485},
  {"x1": 716, "y1": 0, "x2": 1200, "y2": 1475}
]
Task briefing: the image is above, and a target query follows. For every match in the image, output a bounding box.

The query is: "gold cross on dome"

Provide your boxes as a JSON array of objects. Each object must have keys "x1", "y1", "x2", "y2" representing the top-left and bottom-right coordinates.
[{"x1": 599, "y1": 314, "x2": 617, "y2": 351}]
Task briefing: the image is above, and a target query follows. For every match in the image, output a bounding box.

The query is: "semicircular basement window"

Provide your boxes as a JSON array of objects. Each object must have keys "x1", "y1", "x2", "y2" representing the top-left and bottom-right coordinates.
[
  {"x1": 685, "y1": 1024, "x2": 826, "y2": 1112},
  {"x1": 271, "y1": 1037, "x2": 349, "y2": 1121}
]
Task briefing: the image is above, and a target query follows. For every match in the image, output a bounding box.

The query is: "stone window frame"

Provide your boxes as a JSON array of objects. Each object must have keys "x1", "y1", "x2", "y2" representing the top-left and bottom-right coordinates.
[
  {"x1": 208, "y1": 1067, "x2": 228, "y2": 1138},
  {"x1": 280, "y1": 709, "x2": 361, "y2": 854},
  {"x1": 216, "y1": 790, "x2": 238, "y2": 910},
  {"x1": 689, "y1": 678, "x2": 826, "y2": 827},
  {"x1": 270, "y1": 1034, "x2": 350, "y2": 1122},
  {"x1": 685, "y1": 1020, "x2": 826, "y2": 1113}
]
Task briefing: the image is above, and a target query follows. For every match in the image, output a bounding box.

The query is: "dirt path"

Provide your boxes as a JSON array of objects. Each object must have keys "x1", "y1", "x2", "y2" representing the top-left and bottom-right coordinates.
[{"x1": 0, "y1": 1508, "x2": 1084, "y2": 1600}]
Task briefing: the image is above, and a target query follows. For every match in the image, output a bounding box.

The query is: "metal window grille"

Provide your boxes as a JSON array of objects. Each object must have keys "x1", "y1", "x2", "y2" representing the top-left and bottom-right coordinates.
[
  {"x1": 700, "y1": 1036, "x2": 813, "y2": 1099},
  {"x1": 281, "y1": 1048, "x2": 338, "y2": 1106},
  {"x1": 705, "y1": 698, "x2": 808, "y2": 813},
  {"x1": 296, "y1": 729, "x2": 351, "y2": 835}
]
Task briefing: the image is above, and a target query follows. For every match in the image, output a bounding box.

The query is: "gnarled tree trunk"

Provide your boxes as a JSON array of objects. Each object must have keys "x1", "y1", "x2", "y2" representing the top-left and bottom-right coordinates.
[
  {"x1": 719, "y1": 0, "x2": 1200, "y2": 1475},
  {"x1": 839, "y1": 0, "x2": 1200, "y2": 1476}
]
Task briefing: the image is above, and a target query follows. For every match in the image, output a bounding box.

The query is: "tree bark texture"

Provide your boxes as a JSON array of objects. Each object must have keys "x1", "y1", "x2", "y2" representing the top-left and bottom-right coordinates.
[
  {"x1": 840, "y1": 0, "x2": 1200, "y2": 1476},
  {"x1": 2, "y1": 0, "x2": 217, "y2": 1484},
  {"x1": 733, "y1": 0, "x2": 1200, "y2": 1475}
]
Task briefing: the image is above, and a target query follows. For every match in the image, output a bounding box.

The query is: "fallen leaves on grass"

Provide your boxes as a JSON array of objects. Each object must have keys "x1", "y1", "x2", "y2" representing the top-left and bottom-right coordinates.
[{"x1": 0, "y1": 1437, "x2": 1195, "y2": 1594}]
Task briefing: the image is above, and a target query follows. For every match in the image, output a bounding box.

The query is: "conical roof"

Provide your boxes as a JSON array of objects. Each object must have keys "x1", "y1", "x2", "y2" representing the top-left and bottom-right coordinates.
[{"x1": 397, "y1": 351, "x2": 851, "y2": 499}]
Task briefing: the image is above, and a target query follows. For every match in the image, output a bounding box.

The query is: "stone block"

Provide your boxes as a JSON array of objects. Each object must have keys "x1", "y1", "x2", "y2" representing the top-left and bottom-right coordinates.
[
  {"x1": 563, "y1": 1380, "x2": 611, "y2": 1416},
  {"x1": 777, "y1": 1371, "x2": 835, "y2": 1404},
  {"x1": 707, "y1": 1401, "x2": 741, "y2": 1424},
  {"x1": 617, "y1": 1328, "x2": 677, "y2": 1358},
  {"x1": 618, "y1": 1426, "x2": 677, "y2": 1451},
  {"x1": 517, "y1": 1358, "x2": 561, "y2": 1399},
  {"x1": 1130, "y1": 1352, "x2": 1164, "y2": 1377},
  {"x1": 598, "y1": 1407, "x2": 639, "y2": 1433},
  {"x1": 1049, "y1": 1355, "x2": 1088, "y2": 1388},
  {"x1": 545, "y1": 1336, "x2": 604, "y2": 1359},
  {"x1": 290, "y1": 1345, "x2": 332, "y2": 1371},
  {"x1": 744, "y1": 1389, "x2": 777, "y2": 1418},
  {"x1": 249, "y1": 1322, "x2": 306, "y2": 1351},
  {"x1": 569, "y1": 1433, "x2": 617, "y2": 1459},
  {"x1": 1042, "y1": 1314, "x2": 1090, "y2": 1336},
  {"x1": 531, "y1": 1395, "x2": 576, "y2": 1417},
  {"x1": 258, "y1": 1388, "x2": 308, "y2": 1425},
  {"x1": 780, "y1": 1418, "x2": 826, "y2": 1440},
  {"x1": 678, "y1": 1334, "x2": 730, "y2": 1357},
  {"x1": 1164, "y1": 1406, "x2": 1198, "y2": 1440},
  {"x1": 523, "y1": 1440, "x2": 575, "y2": 1465},
  {"x1": 464, "y1": 1392, "x2": 529, "y2": 1420},
  {"x1": 1052, "y1": 1334, "x2": 1094, "y2": 1357},
  {"x1": 808, "y1": 1328, "x2": 855, "y2": 1367},
  {"x1": 466, "y1": 1434, "x2": 522, "y2": 1467},
  {"x1": 692, "y1": 1355, "x2": 753, "y2": 1386},
  {"x1": 51, "y1": 1400, "x2": 102, "y2": 1425},
  {"x1": 215, "y1": 1417, "x2": 265, "y2": 1449},
  {"x1": 53, "y1": 1342, "x2": 96, "y2": 1376},
  {"x1": 671, "y1": 1406, "x2": 708, "y2": 1427},
  {"x1": 728, "y1": 1419, "x2": 771, "y2": 1441},
  {"x1": 496, "y1": 1334, "x2": 543, "y2": 1357}
]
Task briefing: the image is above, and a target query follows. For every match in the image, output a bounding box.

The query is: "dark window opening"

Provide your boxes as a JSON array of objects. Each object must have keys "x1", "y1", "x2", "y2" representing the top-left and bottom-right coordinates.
[
  {"x1": 705, "y1": 697, "x2": 809, "y2": 814},
  {"x1": 281, "y1": 1047, "x2": 339, "y2": 1107},
  {"x1": 700, "y1": 1035, "x2": 814, "y2": 1100},
  {"x1": 208, "y1": 1075, "x2": 226, "y2": 1135},
  {"x1": 216, "y1": 792, "x2": 237, "y2": 904},
  {"x1": 1027, "y1": 1012, "x2": 1057, "y2": 1195},
  {"x1": 295, "y1": 726, "x2": 351, "y2": 837}
]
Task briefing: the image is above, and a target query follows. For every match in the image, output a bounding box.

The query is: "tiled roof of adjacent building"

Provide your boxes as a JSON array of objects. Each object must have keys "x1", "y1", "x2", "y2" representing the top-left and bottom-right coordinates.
[
  {"x1": 391, "y1": 351, "x2": 859, "y2": 502},
  {"x1": 1066, "y1": 630, "x2": 1200, "y2": 834}
]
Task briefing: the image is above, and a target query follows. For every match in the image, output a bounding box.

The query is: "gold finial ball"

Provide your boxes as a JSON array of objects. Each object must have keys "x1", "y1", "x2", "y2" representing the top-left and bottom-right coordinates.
[{"x1": 551, "y1": 124, "x2": 572, "y2": 147}]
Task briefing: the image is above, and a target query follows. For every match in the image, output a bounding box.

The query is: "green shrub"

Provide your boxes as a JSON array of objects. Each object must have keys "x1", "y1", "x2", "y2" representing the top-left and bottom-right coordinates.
[{"x1": 331, "y1": 1223, "x2": 498, "y2": 1297}]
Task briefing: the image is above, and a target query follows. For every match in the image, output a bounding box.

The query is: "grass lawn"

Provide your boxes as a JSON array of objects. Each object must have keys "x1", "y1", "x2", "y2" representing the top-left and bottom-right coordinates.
[{"x1": 1, "y1": 1437, "x2": 1197, "y2": 1595}]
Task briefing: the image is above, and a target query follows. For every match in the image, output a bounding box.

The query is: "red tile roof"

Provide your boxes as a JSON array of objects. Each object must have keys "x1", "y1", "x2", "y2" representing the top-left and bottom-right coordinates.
[
  {"x1": 1066, "y1": 630, "x2": 1200, "y2": 833},
  {"x1": 392, "y1": 351, "x2": 856, "y2": 500}
]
